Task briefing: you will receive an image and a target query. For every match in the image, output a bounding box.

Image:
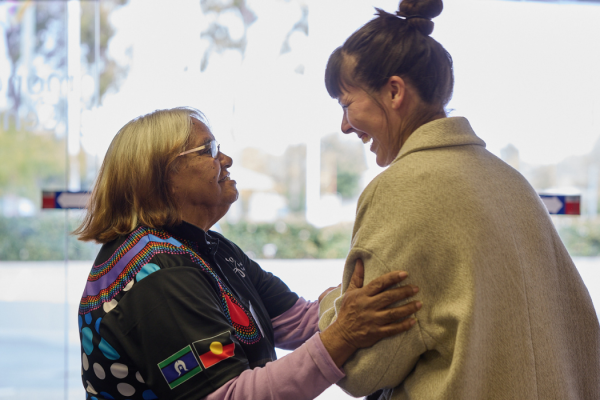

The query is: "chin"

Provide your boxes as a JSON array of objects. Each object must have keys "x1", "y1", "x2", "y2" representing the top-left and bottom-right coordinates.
[{"x1": 375, "y1": 154, "x2": 391, "y2": 167}]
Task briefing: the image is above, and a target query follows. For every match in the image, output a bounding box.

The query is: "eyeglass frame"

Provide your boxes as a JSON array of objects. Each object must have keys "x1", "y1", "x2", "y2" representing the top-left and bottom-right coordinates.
[{"x1": 178, "y1": 139, "x2": 220, "y2": 158}]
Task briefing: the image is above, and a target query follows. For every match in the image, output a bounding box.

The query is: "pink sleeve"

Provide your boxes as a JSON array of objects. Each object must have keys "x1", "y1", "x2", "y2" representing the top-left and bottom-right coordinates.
[
  {"x1": 202, "y1": 333, "x2": 345, "y2": 400},
  {"x1": 271, "y1": 297, "x2": 319, "y2": 350}
]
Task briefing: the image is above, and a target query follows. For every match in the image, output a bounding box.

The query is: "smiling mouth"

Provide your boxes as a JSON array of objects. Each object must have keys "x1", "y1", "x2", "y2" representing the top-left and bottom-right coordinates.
[
  {"x1": 218, "y1": 175, "x2": 231, "y2": 183},
  {"x1": 358, "y1": 133, "x2": 371, "y2": 144}
]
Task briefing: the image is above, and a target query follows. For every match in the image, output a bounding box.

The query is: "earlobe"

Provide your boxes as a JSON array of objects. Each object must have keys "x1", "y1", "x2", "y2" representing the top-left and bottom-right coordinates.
[{"x1": 388, "y1": 76, "x2": 406, "y2": 110}]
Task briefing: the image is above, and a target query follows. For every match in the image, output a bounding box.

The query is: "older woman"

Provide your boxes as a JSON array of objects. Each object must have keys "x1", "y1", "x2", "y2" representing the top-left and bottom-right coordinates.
[
  {"x1": 318, "y1": 0, "x2": 600, "y2": 399},
  {"x1": 75, "y1": 107, "x2": 422, "y2": 400}
]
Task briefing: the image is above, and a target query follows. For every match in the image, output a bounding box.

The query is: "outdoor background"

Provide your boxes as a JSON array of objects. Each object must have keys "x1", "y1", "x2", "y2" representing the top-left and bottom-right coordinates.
[{"x1": 1, "y1": 0, "x2": 599, "y2": 399}]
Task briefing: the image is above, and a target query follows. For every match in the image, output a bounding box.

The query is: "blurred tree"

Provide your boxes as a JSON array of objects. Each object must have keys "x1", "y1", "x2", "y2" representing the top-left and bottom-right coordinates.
[
  {"x1": 200, "y1": 0, "x2": 257, "y2": 71},
  {"x1": 219, "y1": 220, "x2": 352, "y2": 259},
  {"x1": 80, "y1": 0, "x2": 130, "y2": 104},
  {"x1": 0, "y1": 212, "x2": 100, "y2": 261},
  {"x1": 199, "y1": 0, "x2": 309, "y2": 71},
  {"x1": 3, "y1": 0, "x2": 129, "y2": 106},
  {"x1": 0, "y1": 116, "x2": 65, "y2": 200},
  {"x1": 559, "y1": 218, "x2": 600, "y2": 256},
  {"x1": 321, "y1": 133, "x2": 366, "y2": 200}
]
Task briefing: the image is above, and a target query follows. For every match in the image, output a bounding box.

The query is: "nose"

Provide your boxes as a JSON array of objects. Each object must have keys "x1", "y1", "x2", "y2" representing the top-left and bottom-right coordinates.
[
  {"x1": 219, "y1": 151, "x2": 233, "y2": 169},
  {"x1": 341, "y1": 112, "x2": 354, "y2": 134}
]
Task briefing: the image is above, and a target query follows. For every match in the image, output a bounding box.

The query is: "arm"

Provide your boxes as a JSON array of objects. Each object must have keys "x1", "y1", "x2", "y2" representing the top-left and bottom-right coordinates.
[
  {"x1": 318, "y1": 176, "x2": 430, "y2": 396},
  {"x1": 203, "y1": 333, "x2": 344, "y2": 400},
  {"x1": 271, "y1": 297, "x2": 319, "y2": 350},
  {"x1": 271, "y1": 286, "x2": 342, "y2": 350},
  {"x1": 204, "y1": 266, "x2": 421, "y2": 400}
]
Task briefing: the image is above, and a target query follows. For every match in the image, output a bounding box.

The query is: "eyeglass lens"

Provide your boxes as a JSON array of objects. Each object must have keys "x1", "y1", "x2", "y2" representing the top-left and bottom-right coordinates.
[{"x1": 211, "y1": 140, "x2": 220, "y2": 158}]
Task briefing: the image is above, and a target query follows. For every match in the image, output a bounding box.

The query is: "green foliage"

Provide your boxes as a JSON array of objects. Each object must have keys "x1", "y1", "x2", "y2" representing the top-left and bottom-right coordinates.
[
  {"x1": 0, "y1": 120, "x2": 97, "y2": 261},
  {"x1": 336, "y1": 169, "x2": 360, "y2": 199},
  {"x1": 0, "y1": 213, "x2": 100, "y2": 261},
  {"x1": 218, "y1": 220, "x2": 352, "y2": 259},
  {"x1": 321, "y1": 133, "x2": 367, "y2": 200},
  {"x1": 80, "y1": 0, "x2": 130, "y2": 103},
  {"x1": 558, "y1": 218, "x2": 600, "y2": 256},
  {"x1": 0, "y1": 118, "x2": 66, "y2": 199}
]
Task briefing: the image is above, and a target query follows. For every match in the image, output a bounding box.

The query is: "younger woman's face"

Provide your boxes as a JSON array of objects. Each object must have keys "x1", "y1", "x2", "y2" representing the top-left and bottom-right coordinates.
[{"x1": 338, "y1": 85, "x2": 401, "y2": 167}]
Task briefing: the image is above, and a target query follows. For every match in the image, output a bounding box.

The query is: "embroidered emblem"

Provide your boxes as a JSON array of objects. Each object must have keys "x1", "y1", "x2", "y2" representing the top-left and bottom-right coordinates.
[
  {"x1": 193, "y1": 331, "x2": 235, "y2": 369},
  {"x1": 174, "y1": 360, "x2": 188, "y2": 376},
  {"x1": 158, "y1": 346, "x2": 202, "y2": 389},
  {"x1": 224, "y1": 257, "x2": 246, "y2": 277}
]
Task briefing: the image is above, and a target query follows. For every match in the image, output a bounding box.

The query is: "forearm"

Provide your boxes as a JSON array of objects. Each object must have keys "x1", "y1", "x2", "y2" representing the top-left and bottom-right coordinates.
[
  {"x1": 202, "y1": 333, "x2": 345, "y2": 400},
  {"x1": 272, "y1": 298, "x2": 319, "y2": 350}
]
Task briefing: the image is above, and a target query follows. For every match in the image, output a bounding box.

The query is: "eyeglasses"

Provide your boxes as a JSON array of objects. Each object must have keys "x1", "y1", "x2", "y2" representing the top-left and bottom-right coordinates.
[{"x1": 178, "y1": 139, "x2": 220, "y2": 158}]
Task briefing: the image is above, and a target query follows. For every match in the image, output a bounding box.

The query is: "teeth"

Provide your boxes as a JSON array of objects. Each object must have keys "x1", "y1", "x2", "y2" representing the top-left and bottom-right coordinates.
[{"x1": 361, "y1": 135, "x2": 371, "y2": 144}]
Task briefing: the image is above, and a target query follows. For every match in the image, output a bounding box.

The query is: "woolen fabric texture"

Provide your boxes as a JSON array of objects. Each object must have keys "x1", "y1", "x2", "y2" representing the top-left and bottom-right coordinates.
[{"x1": 319, "y1": 117, "x2": 600, "y2": 399}]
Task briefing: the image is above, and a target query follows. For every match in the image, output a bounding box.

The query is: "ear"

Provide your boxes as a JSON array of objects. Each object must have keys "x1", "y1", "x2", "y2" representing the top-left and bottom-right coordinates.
[{"x1": 386, "y1": 76, "x2": 406, "y2": 110}]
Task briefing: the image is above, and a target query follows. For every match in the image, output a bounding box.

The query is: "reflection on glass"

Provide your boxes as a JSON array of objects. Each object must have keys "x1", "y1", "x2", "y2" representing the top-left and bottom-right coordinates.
[{"x1": 0, "y1": 1, "x2": 599, "y2": 399}]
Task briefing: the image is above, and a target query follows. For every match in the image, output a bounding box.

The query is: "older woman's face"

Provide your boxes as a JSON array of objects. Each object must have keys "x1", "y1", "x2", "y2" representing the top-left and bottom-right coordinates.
[
  {"x1": 338, "y1": 86, "x2": 400, "y2": 167},
  {"x1": 170, "y1": 119, "x2": 238, "y2": 226}
]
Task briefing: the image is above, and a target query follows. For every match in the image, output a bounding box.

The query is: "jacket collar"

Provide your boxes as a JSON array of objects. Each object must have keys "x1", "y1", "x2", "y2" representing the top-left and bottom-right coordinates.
[
  {"x1": 393, "y1": 117, "x2": 486, "y2": 165},
  {"x1": 165, "y1": 221, "x2": 219, "y2": 255}
]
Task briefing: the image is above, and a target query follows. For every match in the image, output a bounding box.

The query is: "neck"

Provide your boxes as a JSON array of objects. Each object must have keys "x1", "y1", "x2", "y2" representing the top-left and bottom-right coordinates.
[{"x1": 180, "y1": 206, "x2": 230, "y2": 232}]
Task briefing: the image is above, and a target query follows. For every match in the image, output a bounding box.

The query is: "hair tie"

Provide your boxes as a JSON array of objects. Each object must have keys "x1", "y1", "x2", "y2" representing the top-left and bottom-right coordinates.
[{"x1": 395, "y1": 12, "x2": 430, "y2": 21}]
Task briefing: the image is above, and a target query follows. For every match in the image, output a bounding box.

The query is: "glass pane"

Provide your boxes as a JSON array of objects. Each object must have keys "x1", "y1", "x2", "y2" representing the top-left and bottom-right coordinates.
[
  {"x1": 1, "y1": 1, "x2": 598, "y2": 400},
  {"x1": 0, "y1": 1, "x2": 103, "y2": 398}
]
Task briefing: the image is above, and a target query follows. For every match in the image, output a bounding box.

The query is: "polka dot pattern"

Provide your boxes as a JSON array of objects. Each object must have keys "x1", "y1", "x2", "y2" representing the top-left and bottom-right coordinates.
[
  {"x1": 135, "y1": 371, "x2": 144, "y2": 383},
  {"x1": 95, "y1": 317, "x2": 102, "y2": 334},
  {"x1": 99, "y1": 392, "x2": 115, "y2": 399},
  {"x1": 82, "y1": 328, "x2": 94, "y2": 355},
  {"x1": 136, "y1": 263, "x2": 160, "y2": 281},
  {"x1": 85, "y1": 313, "x2": 92, "y2": 325},
  {"x1": 123, "y1": 279, "x2": 134, "y2": 291},
  {"x1": 93, "y1": 363, "x2": 106, "y2": 380},
  {"x1": 99, "y1": 338, "x2": 120, "y2": 360},
  {"x1": 117, "y1": 382, "x2": 135, "y2": 396},
  {"x1": 82, "y1": 353, "x2": 89, "y2": 371},
  {"x1": 86, "y1": 380, "x2": 97, "y2": 395},
  {"x1": 110, "y1": 363, "x2": 128, "y2": 379},
  {"x1": 103, "y1": 299, "x2": 118, "y2": 313}
]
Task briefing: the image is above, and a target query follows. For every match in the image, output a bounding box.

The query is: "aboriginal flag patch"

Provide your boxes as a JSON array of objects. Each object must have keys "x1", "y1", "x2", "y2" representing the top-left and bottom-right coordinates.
[
  {"x1": 158, "y1": 345, "x2": 202, "y2": 389},
  {"x1": 193, "y1": 331, "x2": 235, "y2": 369}
]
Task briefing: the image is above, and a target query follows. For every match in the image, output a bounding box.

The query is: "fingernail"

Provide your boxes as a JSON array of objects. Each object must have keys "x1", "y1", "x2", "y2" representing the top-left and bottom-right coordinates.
[
  {"x1": 410, "y1": 318, "x2": 416, "y2": 326},
  {"x1": 399, "y1": 271, "x2": 408, "y2": 279},
  {"x1": 412, "y1": 286, "x2": 419, "y2": 293},
  {"x1": 416, "y1": 301, "x2": 422, "y2": 309}
]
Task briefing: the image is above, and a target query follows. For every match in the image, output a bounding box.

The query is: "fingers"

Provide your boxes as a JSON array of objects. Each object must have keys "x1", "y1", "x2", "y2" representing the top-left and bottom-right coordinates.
[
  {"x1": 362, "y1": 269, "x2": 409, "y2": 296},
  {"x1": 370, "y1": 284, "x2": 419, "y2": 309},
  {"x1": 377, "y1": 316, "x2": 419, "y2": 338},
  {"x1": 348, "y1": 258, "x2": 365, "y2": 290},
  {"x1": 379, "y1": 300, "x2": 422, "y2": 323}
]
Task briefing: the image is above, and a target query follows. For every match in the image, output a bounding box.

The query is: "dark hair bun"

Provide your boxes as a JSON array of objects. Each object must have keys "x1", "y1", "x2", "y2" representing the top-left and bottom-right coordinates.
[{"x1": 398, "y1": 0, "x2": 443, "y2": 36}]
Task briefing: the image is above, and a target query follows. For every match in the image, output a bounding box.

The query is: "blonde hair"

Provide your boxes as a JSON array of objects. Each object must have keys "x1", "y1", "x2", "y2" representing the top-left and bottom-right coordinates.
[{"x1": 74, "y1": 107, "x2": 207, "y2": 243}]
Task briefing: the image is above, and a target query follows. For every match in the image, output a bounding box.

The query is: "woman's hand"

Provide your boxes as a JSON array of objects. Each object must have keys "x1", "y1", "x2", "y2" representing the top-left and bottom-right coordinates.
[{"x1": 320, "y1": 259, "x2": 421, "y2": 368}]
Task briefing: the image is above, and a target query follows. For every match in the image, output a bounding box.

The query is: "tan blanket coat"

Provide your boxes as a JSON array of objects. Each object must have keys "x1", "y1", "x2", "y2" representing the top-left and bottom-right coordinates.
[{"x1": 319, "y1": 117, "x2": 600, "y2": 399}]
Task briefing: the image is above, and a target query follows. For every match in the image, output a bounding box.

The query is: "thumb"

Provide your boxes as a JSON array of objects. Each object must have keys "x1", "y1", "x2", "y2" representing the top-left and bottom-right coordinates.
[{"x1": 348, "y1": 258, "x2": 365, "y2": 290}]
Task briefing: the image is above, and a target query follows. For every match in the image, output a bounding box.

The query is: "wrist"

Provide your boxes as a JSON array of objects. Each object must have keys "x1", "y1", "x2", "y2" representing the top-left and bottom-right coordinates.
[{"x1": 320, "y1": 321, "x2": 356, "y2": 368}]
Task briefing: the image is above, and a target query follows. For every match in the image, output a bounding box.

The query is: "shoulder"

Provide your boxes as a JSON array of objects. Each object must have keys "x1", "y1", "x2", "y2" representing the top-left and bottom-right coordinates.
[{"x1": 80, "y1": 226, "x2": 205, "y2": 316}]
